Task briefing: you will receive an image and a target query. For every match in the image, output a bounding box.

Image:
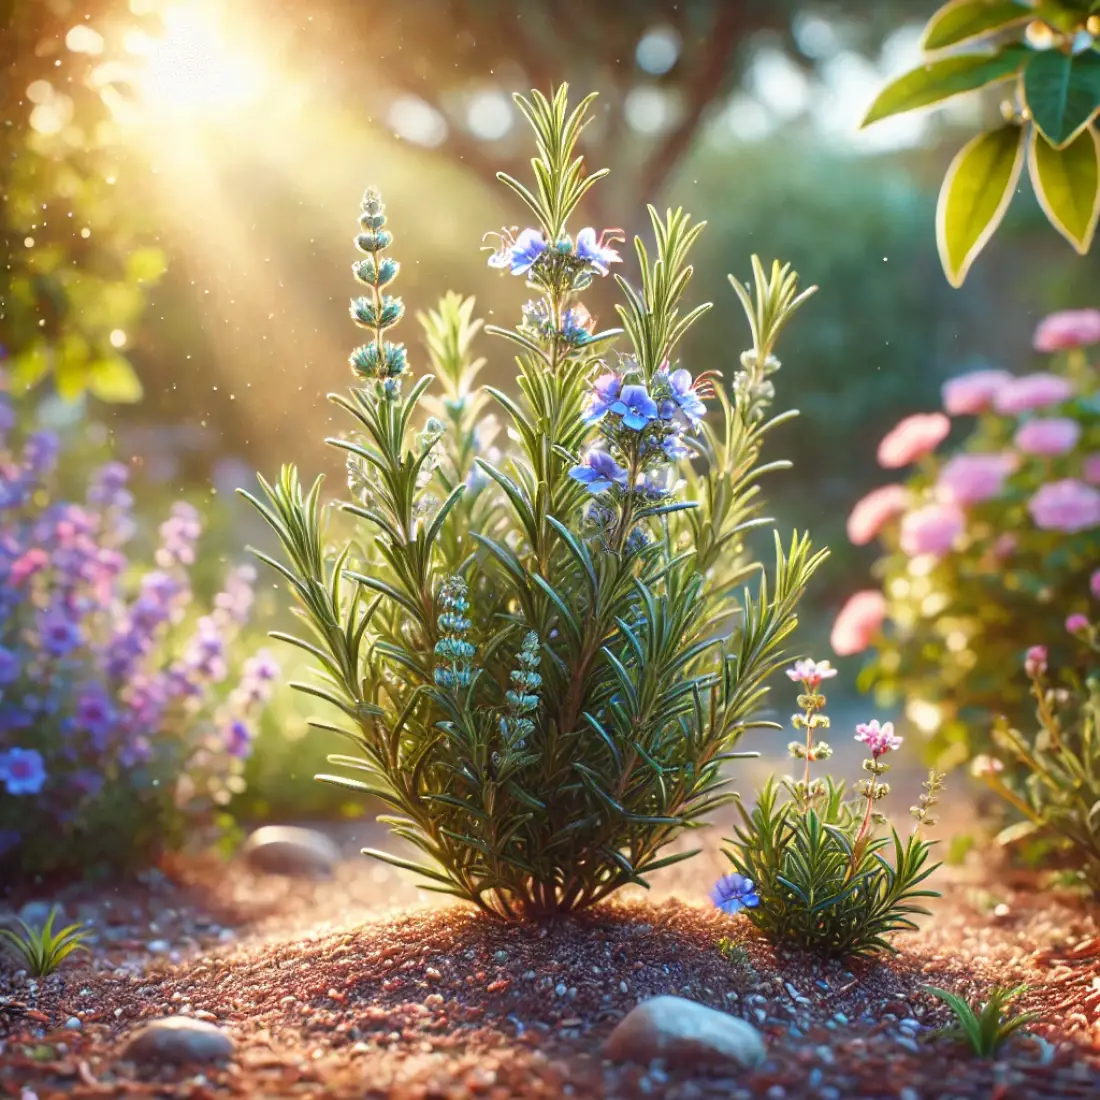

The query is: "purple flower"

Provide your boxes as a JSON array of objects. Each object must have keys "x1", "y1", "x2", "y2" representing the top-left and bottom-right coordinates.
[
  {"x1": 23, "y1": 430, "x2": 60, "y2": 476},
  {"x1": 156, "y1": 502, "x2": 203, "y2": 567},
  {"x1": 87, "y1": 461, "x2": 133, "y2": 510},
  {"x1": 661, "y1": 369, "x2": 706, "y2": 429},
  {"x1": 710, "y1": 872, "x2": 760, "y2": 915},
  {"x1": 226, "y1": 719, "x2": 253, "y2": 758},
  {"x1": 75, "y1": 683, "x2": 116, "y2": 749},
  {"x1": 488, "y1": 228, "x2": 547, "y2": 276},
  {"x1": 569, "y1": 450, "x2": 630, "y2": 494},
  {"x1": 610, "y1": 384, "x2": 659, "y2": 431},
  {"x1": 584, "y1": 374, "x2": 622, "y2": 423},
  {"x1": 573, "y1": 227, "x2": 622, "y2": 276},
  {"x1": 0, "y1": 746, "x2": 47, "y2": 795},
  {"x1": 0, "y1": 645, "x2": 20, "y2": 686},
  {"x1": 38, "y1": 605, "x2": 83, "y2": 656}
]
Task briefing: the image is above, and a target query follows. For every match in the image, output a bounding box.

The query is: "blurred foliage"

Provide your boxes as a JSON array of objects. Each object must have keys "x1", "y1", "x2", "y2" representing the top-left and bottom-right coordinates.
[
  {"x1": 681, "y1": 142, "x2": 990, "y2": 583},
  {"x1": 0, "y1": 0, "x2": 164, "y2": 403}
]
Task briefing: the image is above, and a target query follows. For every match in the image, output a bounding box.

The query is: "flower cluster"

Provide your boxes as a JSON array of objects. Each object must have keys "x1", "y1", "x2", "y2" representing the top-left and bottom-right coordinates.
[
  {"x1": 0, "y1": 380, "x2": 277, "y2": 877},
  {"x1": 487, "y1": 225, "x2": 623, "y2": 292},
  {"x1": 840, "y1": 307, "x2": 1100, "y2": 766},
  {"x1": 568, "y1": 362, "x2": 714, "y2": 542}
]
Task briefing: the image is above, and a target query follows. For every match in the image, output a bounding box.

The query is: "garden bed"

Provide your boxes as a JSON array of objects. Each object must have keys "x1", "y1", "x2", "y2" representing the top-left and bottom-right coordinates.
[{"x1": 3, "y1": 832, "x2": 1099, "y2": 1100}]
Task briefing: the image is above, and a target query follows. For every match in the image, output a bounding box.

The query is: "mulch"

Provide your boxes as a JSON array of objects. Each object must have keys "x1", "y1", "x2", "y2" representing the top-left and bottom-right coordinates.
[{"x1": 3, "y1": 840, "x2": 1100, "y2": 1100}]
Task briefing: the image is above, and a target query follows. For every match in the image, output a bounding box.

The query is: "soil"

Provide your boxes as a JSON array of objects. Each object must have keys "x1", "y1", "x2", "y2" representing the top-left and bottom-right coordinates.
[{"x1": 2, "y1": 828, "x2": 1100, "y2": 1100}]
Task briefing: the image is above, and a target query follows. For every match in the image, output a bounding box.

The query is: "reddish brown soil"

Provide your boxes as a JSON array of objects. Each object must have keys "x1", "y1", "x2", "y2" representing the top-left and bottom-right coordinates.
[{"x1": 2, "y1": 843, "x2": 1100, "y2": 1100}]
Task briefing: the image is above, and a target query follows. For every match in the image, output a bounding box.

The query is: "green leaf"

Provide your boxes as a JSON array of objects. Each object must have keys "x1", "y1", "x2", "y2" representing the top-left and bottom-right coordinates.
[
  {"x1": 1024, "y1": 49, "x2": 1100, "y2": 149},
  {"x1": 86, "y1": 355, "x2": 143, "y2": 403},
  {"x1": 922, "y1": 0, "x2": 1032, "y2": 50},
  {"x1": 861, "y1": 46, "x2": 1028, "y2": 127},
  {"x1": 1029, "y1": 124, "x2": 1100, "y2": 253},
  {"x1": 936, "y1": 124, "x2": 1025, "y2": 287}
]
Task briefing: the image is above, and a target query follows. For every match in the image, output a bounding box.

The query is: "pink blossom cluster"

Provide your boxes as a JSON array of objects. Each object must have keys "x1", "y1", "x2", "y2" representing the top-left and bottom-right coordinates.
[{"x1": 855, "y1": 719, "x2": 902, "y2": 758}]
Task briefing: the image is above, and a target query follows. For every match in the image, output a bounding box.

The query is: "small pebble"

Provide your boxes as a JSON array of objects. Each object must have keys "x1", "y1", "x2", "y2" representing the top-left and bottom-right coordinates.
[{"x1": 64, "y1": 1017, "x2": 82, "y2": 1030}]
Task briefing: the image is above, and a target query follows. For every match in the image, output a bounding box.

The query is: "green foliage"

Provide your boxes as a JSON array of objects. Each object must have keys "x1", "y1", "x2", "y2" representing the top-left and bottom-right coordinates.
[
  {"x1": 244, "y1": 86, "x2": 824, "y2": 919},
  {"x1": 0, "y1": 909, "x2": 91, "y2": 977},
  {"x1": 863, "y1": 0, "x2": 1100, "y2": 284},
  {"x1": 978, "y1": 643, "x2": 1100, "y2": 888},
  {"x1": 722, "y1": 672, "x2": 942, "y2": 957},
  {"x1": 726, "y1": 780, "x2": 941, "y2": 957},
  {"x1": 925, "y1": 983, "x2": 1039, "y2": 1055},
  {"x1": 861, "y1": 340, "x2": 1099, "y2": 771}
]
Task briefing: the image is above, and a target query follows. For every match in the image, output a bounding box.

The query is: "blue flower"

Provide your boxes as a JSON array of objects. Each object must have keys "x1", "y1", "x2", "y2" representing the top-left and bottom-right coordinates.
[
  {"x1": 488, "y1": 228, "x2": 547, "y2": 276},
  {"x1": 659, "y1": 368, "x2": 707, "y2": 429},
  {"x1": 710, "y1": 872, "x2": 760, "y2": 915},
  {"x1": 584, "y1": 374, "x2": 622, "y2": 423},
  {"x1": 39, "y1": 606, "x2": 82, "y2": 657},
  {"x1": 226, "y1": 719, "x2": 253, "y2": 758},
  {"x1": 569, "y1": 450, "x2": 630, "y2": 494},
  {"x1": 0, "y1": 646, "x2": 20, "y2": 686},
  {"x1": 610, "y1": 384, "x2": 659, "y2": 431},
  {"x1": 574, "y1": 227, "x2": 622, "y2": 276},
  {"x1": 0, "y1": 746, "x2": 47, "y2": 796}
]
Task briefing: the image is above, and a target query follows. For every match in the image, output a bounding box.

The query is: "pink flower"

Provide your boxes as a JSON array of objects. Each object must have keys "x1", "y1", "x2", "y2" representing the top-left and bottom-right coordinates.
[
  {"x1": 877, "y1": 413, "x2": 950, "y2": 469},
  {"x1": 991, "y1": 533, "x2": 1017, "y2": 559},
  {"x1": 1028, "y1": 479, "x2": 1100, "y2": 533},
  {"x1": 830, "y1": 590, "x2": 887, "y2": 657},
  {"x1": 899, "y1": 503, "x2": 965, "y2": 557},
  {"x1": 9, "y1": 549, "x2": 48, "y2": 585},
  {"x1": 855, "y1": 719, "x2": 902, "y2": 757},
  {"x1": 786, "y1": 658, "x2": 838, "y2": 690},
  {"x1": 942, "y1": 369, "x2": 1012, "y2": 416},
  {"x1": 1024, "y1": 645, "x2": 1048, "y2": 677},
  {"x1": 1014, "y1": 417, "x2": 1081, "y2": 457},
  {"x1": 1092, "y1": 569, "x2": 1100, "y2": 599},
  {"x1": 1033, "y1": 309, "x2": 1100, "y2": 353},
  {"x1": 846, "y1": 484, "x2": 908, "y2": 545},
  {"x1": 994, "y1": 373, "x2": 1074, "y2": 415},
  {"x1": 936, "y1": 453, "x2": 1016, "y2": 505},
  {"x1": 1082, "y1": 454, "x2": 1100, "y2": 486},
  {"x1": 1066, "y1": 613, "x2": 1090, "y2": 634}
]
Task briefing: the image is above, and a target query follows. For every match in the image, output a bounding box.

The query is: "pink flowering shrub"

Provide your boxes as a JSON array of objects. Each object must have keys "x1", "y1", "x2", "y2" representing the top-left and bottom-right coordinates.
[
  {"x1": 839, "y1": 309, "x2": 1100, "y2": 766},
  {"x1": 0, "y1": 379, "x2": 278, "y2": 880}
]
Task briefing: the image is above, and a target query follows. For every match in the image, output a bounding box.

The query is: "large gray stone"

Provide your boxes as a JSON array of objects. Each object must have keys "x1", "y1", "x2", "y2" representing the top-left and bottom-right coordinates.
[
  {"x1": 122, "y1": 1017, "x2": 235, "y2": 1065},
  {"x1": 604, "y1": 995, "x2": 766, "y2": 1070},
  {"x1": 241, "y1": 825, "x2": 340, "y2": 878}
]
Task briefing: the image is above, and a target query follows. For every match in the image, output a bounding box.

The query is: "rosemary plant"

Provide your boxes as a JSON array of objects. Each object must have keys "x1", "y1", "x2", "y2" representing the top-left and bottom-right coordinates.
[
  {"x1": 243, "y1": 86, "x2": 823, "y2": 919},
  {"x1": 721, "y1": 661, "x2": 944, "y2": 956}
]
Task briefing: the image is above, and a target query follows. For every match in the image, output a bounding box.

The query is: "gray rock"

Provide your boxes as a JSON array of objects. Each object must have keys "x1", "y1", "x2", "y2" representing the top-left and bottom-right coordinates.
[
  {"x1": 604, "y1": 995, "x2": 766, "y2": 1070},
  {"x1": 18, "y1": 901, "x2": 58, "y2": 927},
  {"x1": 242, "y1": 826, "x2": 341, "y2": 878},
  {"x1": 121, "y1": 1017, "x2": 234, "y2": 1065}
]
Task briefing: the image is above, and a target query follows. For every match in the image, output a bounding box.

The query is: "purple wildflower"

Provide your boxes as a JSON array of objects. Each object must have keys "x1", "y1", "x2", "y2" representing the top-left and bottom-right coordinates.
[
  {"x1": 488, "y1": 228, "x2": 547, "y2": 276},
  {"x1": 75, "y1": 683, "x2": 116, "y2": 749},
  {"x1": 573, "y1": 227, "x2": 622, "y2": 276},
  {"x1": 710, "y1": 872, "x2": 760, "y2": 915},
  {"x1": 23, "y1": 431, "x2": 61, "y2": 476},
  {"x1": 38, "y1": 605, "x2": 83, "y2": 657},
  {"x1": 661, "y1": 368, "x2": 707, "y2": 429},
  {"x1": 569, "y1": 450, "x2": 630, "y2": 494},
  {"x1": 0, "y1": 747, "x2": 47, "y2": 795},
  {"x1": 584, "y1": 374, "x2": 623, "y2": 423},
  {"x1": 785, "y1": 659, "x2": 838, "y2": 690},
  {"x1": 0, "y1": 646, "x2": 20, "y2": 686},
  {"x1": 610, "y1": 384, "x2": 659, "y2": 431},
  {"x1": 226, "y1": 718, "x2": 253, "y2": 758}
]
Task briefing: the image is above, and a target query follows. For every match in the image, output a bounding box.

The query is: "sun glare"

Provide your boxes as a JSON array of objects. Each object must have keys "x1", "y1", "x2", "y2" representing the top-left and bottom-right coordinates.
[{"x1": 129, "y1": 5, "x2": 264, "y2": 111}]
